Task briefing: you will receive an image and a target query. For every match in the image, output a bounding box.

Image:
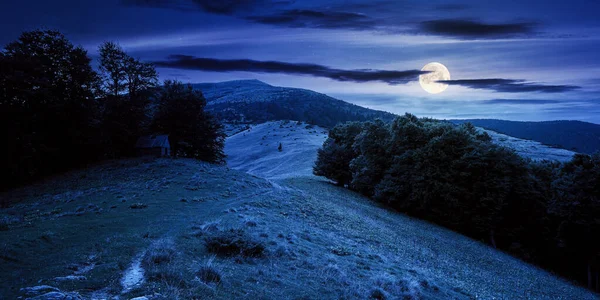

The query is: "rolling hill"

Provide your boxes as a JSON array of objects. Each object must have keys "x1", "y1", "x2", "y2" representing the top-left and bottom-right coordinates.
[
  {"x1": 225, "y1": 121, "x2": 328, "y2": 179},
  {"x1": 193, "y1": 80, "x2": 396, "y2": 128},
  {"x1": 479, "y1": 128, "x2": 576, "y2": 162},
  {"x1": 451, "y1": 119, "x2": 600, "y2": 154}
]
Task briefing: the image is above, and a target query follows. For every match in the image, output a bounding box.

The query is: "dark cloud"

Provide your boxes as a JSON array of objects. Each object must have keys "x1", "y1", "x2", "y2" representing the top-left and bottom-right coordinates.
[
  {"x1": 483, "y1": 99, "x2": 561, "y2": 105},
  {"x1": 246, "y1": 9, "x2": 377, "y2": 30},
  {"x1": 438, "y1": 79, "x2": 579, "y2": 93},
  {"x1": 153, "y1": 55, "x2": 429, "y2": 84},
  {"x1": 123, "y1": 1, "x2": 541, "y2": 40},
  {"x1": 434, "y1": 4, "x2": 468, "y2": 11},
  {"x1": 419, "y1": 19, "x2": 535, "y2": 38},
  {"x1": 122, "y1": 0, "x2": 290, "y2": 15}
]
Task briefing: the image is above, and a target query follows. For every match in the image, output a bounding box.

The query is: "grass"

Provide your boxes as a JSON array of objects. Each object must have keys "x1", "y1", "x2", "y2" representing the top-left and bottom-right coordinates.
[
  {"x1": 0, "y1": 156, "x2": 598, "y2": 299},
  {"x1": 197, "y1": 257, "x2": 222, "y2": 285}
]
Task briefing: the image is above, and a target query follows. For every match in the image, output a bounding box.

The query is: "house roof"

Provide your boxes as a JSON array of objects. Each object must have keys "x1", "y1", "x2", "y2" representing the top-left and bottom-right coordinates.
[{"x1": 135, "y1": 135, "x2": 170, "y2": 148}]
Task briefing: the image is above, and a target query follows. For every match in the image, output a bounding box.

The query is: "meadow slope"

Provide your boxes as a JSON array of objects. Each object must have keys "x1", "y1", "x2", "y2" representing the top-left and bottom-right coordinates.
[{"x1": 0, "y1": 123, "x2": 596, "y2": 299}]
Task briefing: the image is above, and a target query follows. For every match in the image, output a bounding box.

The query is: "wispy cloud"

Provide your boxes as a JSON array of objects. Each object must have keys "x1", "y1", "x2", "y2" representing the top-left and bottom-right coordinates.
[
  {"x1": 419, "y1": 19, "x2": 536, "y2": 39},
  {"x1": 247, "y1": 9, "x2": 377, "y2": 30},
  {"x1": 438, "y1": 79, "x2": 579, "y2": 93},
  {"x1": 153, "y1": 55, "x2": 429, "y2": 84},
  {"x1": 122, "y1": 0, "x2": 290, "y2": 14},
  {"x1": 123, "y1": 0, "x2": 543, "y2": 40},
  {"x1": 483, "y1": 99, "x2": 562, "y2": 105}
]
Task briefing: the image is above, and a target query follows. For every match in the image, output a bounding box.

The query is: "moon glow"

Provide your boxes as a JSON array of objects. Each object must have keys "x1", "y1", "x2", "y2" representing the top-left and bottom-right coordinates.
[{"x1": 419, "y1": 62, "x2": 451, "y2": 94}]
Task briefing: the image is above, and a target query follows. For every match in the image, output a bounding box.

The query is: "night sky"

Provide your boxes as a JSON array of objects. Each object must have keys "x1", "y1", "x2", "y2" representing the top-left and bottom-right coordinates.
[{"x1": 2, "y1": 0, "x2": 600, "y2": 123}]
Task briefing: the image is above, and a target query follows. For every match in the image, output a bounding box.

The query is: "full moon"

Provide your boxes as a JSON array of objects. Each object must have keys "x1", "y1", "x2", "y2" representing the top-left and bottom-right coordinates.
[{"x1": 419, "y1": 62, "x2": 451, "y2": 94}]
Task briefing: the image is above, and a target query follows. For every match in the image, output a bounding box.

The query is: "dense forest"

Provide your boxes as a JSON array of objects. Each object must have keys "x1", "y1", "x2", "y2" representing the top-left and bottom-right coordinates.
[
  {"x1": 452, "y1": 119, "x2": 600, "y2": 154},
  {"x1": 315, "y1": 114, "x2": 600, "y2": 292},
  {"x1": 0, "y1": 30, "x2": 225, "y2": 194}
]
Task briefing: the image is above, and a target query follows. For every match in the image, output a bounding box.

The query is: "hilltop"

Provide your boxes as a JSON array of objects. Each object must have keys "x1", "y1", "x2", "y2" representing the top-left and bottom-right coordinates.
[
  {"x1": 452, "y1": 119, "x2": 600, "y2": 154},
  {"x1": 480, "y1": 128, "x2": 576, "y2": 162},
  {"x1": 193, "y1": 80, "x2": 396, "y2": 128}
]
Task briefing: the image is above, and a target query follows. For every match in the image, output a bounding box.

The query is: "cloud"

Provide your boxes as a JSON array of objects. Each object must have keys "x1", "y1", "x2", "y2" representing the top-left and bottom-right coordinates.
[
  {"x1": 438, "y1": 79, "x2": 580, "y2": 93},
  {"x1": 483, "y1": 99, "x2": 562, "y2": 105},
  {"x1": 419, "y1": 19, "x2": 535, "y2": 39},
  {"x1": 124, "y1": 1, "x2": 541, "y2": 40},
  {"x1": 246, "y1": 9, "x2": 377, "y2": 30},
  {"x1": 122, "y1": 0, "x2": 289, "y2": 15},
  {"x1": 433, "y1": 4, "x2": 468, "y2": 11},
  {"x1": 153, "y1": 55, "x2": 429, "y2": 84}
]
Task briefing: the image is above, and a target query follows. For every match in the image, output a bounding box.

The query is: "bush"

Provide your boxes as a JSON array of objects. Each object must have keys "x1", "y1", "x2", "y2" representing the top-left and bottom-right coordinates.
[{"x1": 203, "y1": 229, "x2": 265, "y2": 257}]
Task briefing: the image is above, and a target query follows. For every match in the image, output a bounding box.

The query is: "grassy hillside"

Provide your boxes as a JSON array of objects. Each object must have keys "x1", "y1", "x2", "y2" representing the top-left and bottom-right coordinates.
[
  {"x1": 479, "y1": 128, "x2": 576, "y2": 162},
  {"x1": 225, "y1": 121, "x2": 328, "y2": 179},
  {"x1": 1, "y1": 158, "x2": 597, "y2": 298},
  {"x1": 451, "y1": 119, "x2": 600, "y2": 154},
  {"x1": 192, "y1": 80, "x2": 396, "y2": 128}
]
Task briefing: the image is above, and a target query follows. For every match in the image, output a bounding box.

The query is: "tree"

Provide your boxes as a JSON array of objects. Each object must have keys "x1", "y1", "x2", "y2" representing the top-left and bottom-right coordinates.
[
  {"x1": 313, "y1": 122, "x2": 363, "y2": 186},
  {"x1": 349, "y1": 119, "x2": 390, "y2": 196},
  {"x1": 98, "y1": 42, "x2": 158, "y2": 157},
  {"x1": 98, "y1": 42, "x2": 127, "y2": 98},
  {"x1": 550, "y1": 153, "x2": 600, "y2": 290},
  {"x1": 152, "y1": 80, "x2": 225, "y2": 163},
  {"x1": 0, "y1": 30, "x2": 100, "y2": 190}
]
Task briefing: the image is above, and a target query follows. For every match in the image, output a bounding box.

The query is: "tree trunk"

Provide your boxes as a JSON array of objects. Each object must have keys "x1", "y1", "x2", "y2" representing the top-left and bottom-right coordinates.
[{"x1": 490, "y1": 229, "x2": 497, "y2": 249}]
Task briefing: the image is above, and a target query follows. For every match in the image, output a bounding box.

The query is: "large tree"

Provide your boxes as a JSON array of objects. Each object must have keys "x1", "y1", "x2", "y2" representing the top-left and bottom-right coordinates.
[
  {"x1": 97, "y1": 42, "x2": 158, "y2": 157},
  {"x1": 313, "y1": 122, "x2": 363, "y2": 186},
  {"x1": 152, "y1": 80, "x2": 225, "y2": 163},
  {"x1": 0, "y1": 30, "x2": 100, "y2": 191},
  {"x1": 550, "y1": 153, "x2": 600, "y2": 290}
]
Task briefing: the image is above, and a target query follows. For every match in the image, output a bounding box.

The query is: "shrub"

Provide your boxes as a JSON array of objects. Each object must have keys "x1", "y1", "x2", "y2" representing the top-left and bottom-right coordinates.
[
  {"x1": 197, "y1": 260, "x2": 222, "y2": 285},
  {"x1": 129, "y1": 203, "x2": 148, "y2": 209},
  {"x1": 204, "y1": 229, "x2": 265, "y2": 257}
]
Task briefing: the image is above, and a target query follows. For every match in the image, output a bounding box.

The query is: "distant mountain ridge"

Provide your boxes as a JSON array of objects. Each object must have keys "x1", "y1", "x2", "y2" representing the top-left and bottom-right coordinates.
[
  {"x1": 192, "y1": 80, "x2": 396, "y2": 128},
  {"x1": 451, "y1": 119, "x2": 600, "y2": 154}
]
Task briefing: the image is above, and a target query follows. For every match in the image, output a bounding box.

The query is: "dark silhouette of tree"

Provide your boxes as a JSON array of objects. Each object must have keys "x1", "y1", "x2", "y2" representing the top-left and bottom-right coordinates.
[
  {"x1": 551, "y1": 153, "x2": 600, "y2": 290},
  {"x1": 98, "y1": 42, "x2": 127, "y2": 98},
  {"x1": 349, "y1": 119, "x2": 389, "y2": 196},
  {"x1": 313, "y1": 122, "x2": 363, "y2": 186},
  {"x1": 152, "y1": 80, "x2": 225, "y2": 163},
  {"x1": 0, "y1": 30, "x2": 100, "y2": 191},
  {"x1": 97, "y1": 42, "x2": 158, "y2": 157}
]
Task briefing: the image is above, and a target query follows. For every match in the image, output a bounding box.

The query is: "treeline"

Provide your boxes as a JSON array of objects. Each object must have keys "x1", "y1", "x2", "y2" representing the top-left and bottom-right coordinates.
[
  {"x1": 0, "y1": 30, "x2": 224, "y2": 193},
  {"x1": 314, "y1": 114, "x2": 600, "y2": 291}
]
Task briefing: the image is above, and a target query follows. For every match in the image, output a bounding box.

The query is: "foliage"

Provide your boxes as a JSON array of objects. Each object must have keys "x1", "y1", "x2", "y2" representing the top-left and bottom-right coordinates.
[
  {"x1": 314, "y1": 114, "x2": 600, "y2": 291},
  {"x1": 98, "y1": 42, "x2": 158, "y2": 157},
  {"x1": 0, "y1": 31, "x2": 225, "y2": 192},
  {"x1": 0, "y1": 30, "x2": 101, "y2": 190},
  {"x1": 152, "y1": 80, "x2": 225, "y2": 163},
  {"x1": 313, "y1": 122, "x2": 364, "y2": 186}
]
